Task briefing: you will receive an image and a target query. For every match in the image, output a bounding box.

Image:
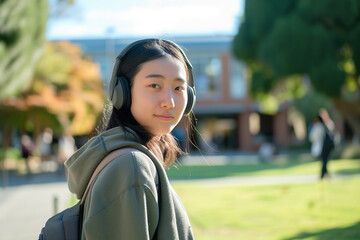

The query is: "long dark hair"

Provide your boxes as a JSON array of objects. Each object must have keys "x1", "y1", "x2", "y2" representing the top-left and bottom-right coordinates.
[{"x1": 98, "y1": 39, "x2": 195, "y2": 168}]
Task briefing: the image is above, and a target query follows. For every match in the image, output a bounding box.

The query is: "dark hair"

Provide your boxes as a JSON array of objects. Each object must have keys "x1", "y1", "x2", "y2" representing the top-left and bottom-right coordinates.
[
  {"x1": 317, "y1": 115, "x2": 324, "y2": 124},
  {"x1": 99, "y1": 39, "x2": 195, "y2": 168}
]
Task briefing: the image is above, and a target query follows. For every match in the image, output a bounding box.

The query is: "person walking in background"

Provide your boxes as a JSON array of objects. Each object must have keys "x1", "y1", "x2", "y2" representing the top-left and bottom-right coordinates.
[
  {"x1": 39, "y1": 127, "x2": 54, "y2": 162},
  {"x1": 65, "y1": 39, "x2": 196, "y2": 239},
  {"x1": 318, "y1": 109, "x2": 336, "y2": 179},
  {"x1": 58, "y1": 132, "x2": 76, "y2": 163},
  {"x1": 319, "y1": 108, "x2": 335, "y2": 134},
  {"x1": 20, "y1": 134, "x2": 34, "y2": 174}
]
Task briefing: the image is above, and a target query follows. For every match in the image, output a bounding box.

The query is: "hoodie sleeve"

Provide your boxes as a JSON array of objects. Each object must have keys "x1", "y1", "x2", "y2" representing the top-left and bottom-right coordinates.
[{"x1": 82, "y1": 151, "x2": 159, "y2": 240}]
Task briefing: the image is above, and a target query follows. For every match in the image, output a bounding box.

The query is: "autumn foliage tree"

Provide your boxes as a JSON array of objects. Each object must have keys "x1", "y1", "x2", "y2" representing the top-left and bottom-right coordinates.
[
  {"x1": 233, "y1": 0, "x2": 360, "y2": 139},
  {"x1": 31, "y1": 41, "x2": 105, "y2": 135},
  {"x1": 0, "y1": 41, "x2": 105, "y2": 150}
]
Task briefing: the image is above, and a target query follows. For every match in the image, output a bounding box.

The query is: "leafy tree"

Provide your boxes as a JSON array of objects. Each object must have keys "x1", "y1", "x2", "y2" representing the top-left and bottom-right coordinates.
[
  {"x1": 233, "y1": 0, "x2": 360, "y2": 139},
  {"x1": 293, "y1": 89, "x2": 332, "y2": 123},
  {"x1": 0, "y1": 0, "x2": 76, "y2": 101},
  {"x1": 32, "y1": 41, "x2": 105, "y2": 136},
  {"x1": 0, "y1": 0, "x2": 48, "y2": 100},
  {"x1": 0, "y1": 41, "x2": 105, "y2": 153}
]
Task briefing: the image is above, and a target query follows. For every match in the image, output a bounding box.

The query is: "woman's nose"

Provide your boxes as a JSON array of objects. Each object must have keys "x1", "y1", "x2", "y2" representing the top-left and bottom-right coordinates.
[{"x1": 161, "y1": 89, "x2": 175, "y2": 109}]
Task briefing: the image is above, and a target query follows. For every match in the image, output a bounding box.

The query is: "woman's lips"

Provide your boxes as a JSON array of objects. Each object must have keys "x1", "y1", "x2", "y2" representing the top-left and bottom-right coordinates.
[{"x1": 155, "y1": 115, "x2": 174, "y2": 121}]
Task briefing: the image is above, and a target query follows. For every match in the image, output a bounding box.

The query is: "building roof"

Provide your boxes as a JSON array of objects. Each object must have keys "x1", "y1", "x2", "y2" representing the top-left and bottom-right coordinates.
[{"x1": 61, "y1": 35, "x2": 234, "y2": 55}]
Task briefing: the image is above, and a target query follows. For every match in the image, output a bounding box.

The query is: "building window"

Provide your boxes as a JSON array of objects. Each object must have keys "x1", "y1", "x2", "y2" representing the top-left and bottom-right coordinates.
[
  {"x1": 191, "y1": 55, "x2": 222, "y2": 100},
  {"x1": 230, "y1": 59, "x2": 247, "y2": 99}
]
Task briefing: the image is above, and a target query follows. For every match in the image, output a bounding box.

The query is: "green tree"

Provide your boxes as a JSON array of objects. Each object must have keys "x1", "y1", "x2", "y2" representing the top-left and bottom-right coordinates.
[
  {"x1": 293, "y1": 89, "x2": 332, "y2": 123},
  {"x1": 233, "y1": 0, "x2": 360, "y2": 139},
  {"x1": 0, "y1": 0, "x2": 48, "y2": 100}
]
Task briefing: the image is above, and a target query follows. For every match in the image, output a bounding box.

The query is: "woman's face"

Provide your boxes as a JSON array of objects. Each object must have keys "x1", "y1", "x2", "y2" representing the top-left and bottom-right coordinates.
[{"x1": 131, "y1": 55, "x2": 188, "y2": 136}]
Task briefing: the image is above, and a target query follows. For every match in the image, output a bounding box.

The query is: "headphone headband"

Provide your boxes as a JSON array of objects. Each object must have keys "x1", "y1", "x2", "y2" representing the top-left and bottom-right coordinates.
[{"x1": 118, "y1": 39, "x2": 193, "y2": 69}]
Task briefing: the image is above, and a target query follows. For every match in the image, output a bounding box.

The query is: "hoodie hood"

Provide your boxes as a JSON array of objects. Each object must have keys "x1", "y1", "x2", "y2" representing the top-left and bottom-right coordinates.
[{"x1": 65, "y1": 127, "x2": 145, "y2": 199}]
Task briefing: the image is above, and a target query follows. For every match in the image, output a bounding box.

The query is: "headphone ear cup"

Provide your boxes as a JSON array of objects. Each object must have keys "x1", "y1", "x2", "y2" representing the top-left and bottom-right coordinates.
[
  {"x1": 184, "y1": 86, "x2": 196, "y2": 115},
  {"x1": 111, "y1": 77, "x2": 131, "y2": 110}
]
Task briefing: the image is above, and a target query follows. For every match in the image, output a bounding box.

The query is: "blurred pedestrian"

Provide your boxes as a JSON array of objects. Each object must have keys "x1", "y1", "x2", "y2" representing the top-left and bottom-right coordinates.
[
  {"x1": 20, "y1": 134, "x2": 34, "y2": 174},
  {"x1": 39, "y1": 128, "x2": 54, "y2": 162},
  {"x1": 318, "y1": 109, "x2": 335, "y2": 179},
  {"x1": 65, "y1": 39, "x2": 195, "y2": 239},
  {"x1": 258, "y1": 141, "x2": 275, "y2": 162},
  {"x1": 58, "y1": 132, "x2": 76, "y2": 163}
]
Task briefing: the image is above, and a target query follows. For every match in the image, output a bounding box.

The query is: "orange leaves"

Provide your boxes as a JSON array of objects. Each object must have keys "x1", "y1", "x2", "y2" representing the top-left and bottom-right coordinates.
[{"x1": 0, "y1": 41, "x2": 105, "y2": 136}]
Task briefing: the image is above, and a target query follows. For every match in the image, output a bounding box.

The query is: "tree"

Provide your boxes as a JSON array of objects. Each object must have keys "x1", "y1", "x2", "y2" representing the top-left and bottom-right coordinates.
[
  {"x1": 32, "y1": 41, "x2": 105, "y2": 136},
  {"x1": 0, "y1": 41, "x2": 105, "y2": 161},
  {"x1": 233, "y1": 0, "x2": 360, "y2": 139},
  {"x1": 0, "y1": 0, "x2": 76, "y2": 101},
  {"x1": 293, "y1": 89, "x2": 333, "y2": 123},
  {"x1": 0, "y1": 0, "x2": 48, "y2": 100}
]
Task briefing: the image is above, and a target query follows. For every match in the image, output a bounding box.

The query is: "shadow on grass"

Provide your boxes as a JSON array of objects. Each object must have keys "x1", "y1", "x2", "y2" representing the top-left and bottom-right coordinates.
[{"x1": 283, "y1": 221, "x2": 360, "y2": 240}]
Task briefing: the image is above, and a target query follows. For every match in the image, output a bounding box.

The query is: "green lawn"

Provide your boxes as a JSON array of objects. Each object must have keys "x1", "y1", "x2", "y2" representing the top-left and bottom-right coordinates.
[
  {"x1": 167, "y1": 157, "x2": 360, "y2": 240},
  {"x1": 173, "y1": 177, "x2": 360, "y2": 240},
  {"x1": 167, "y1": 158, "x2": 360, "y2": 179}
]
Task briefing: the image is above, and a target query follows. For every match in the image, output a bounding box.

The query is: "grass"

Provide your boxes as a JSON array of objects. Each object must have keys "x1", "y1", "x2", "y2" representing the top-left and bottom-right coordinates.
[
  {"x1": 166, "y1": 156, "x2": 360, "y2": 239},
  {"x1": 167, "y1": 157, "x2": 360, "y2": 180},
  {"x1": 173, "y1": 177, "x2": 360, "y2": 240}
]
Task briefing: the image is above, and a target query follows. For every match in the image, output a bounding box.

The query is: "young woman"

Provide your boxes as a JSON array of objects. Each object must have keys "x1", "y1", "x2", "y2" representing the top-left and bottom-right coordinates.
[{"x1": 65, "y1": 39, "x2": 196, "y2": 239}]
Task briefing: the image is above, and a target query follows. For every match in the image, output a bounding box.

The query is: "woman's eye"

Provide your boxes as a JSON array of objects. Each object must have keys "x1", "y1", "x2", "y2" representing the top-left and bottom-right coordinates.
[
  {"x1": 175, "y1": 86, "x2": 185, "y2": 91},
  {"x1": 149, "y1": 84, "x2": 159, "y2": 89}
]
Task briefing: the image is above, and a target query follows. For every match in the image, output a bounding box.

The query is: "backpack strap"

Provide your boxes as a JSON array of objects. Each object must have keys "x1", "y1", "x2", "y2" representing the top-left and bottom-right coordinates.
[{"x1": 80, "y1": 148, "x2": 137, "y2": 205}]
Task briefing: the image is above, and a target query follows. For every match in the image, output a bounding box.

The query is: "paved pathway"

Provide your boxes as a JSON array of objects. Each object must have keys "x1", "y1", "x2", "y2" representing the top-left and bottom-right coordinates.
[
  {"x1": 0, "y1": 182, "x2": 70, "y2": 240},
  {"x1": 0, "y1": 170, "x2": 358, "y2": 240}
]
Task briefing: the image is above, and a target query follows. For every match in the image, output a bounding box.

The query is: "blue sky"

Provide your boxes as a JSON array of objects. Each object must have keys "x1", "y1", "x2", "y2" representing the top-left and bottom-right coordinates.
[{"x1": 46, "y1": 0, "x2": 244, "y2": 40}]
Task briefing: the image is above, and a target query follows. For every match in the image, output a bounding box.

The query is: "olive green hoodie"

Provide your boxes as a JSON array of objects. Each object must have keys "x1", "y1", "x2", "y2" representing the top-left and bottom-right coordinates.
[{"x1": 65, "y1": 127, "x2": 194, "y2": 240}]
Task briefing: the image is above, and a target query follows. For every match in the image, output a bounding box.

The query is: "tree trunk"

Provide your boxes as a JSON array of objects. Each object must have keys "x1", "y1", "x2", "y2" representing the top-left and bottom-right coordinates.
[
  {"x1": 1, "y1": 126, "x2": 13, "y2": 188},
  {"x1": 333, "y1": 99, "x2": 360, "y2": 140}
]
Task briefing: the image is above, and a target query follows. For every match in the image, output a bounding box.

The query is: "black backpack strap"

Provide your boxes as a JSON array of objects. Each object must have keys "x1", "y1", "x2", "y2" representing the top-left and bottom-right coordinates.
[{"x1": 78, "y1": 203, "x2": 84, "y2": 239}]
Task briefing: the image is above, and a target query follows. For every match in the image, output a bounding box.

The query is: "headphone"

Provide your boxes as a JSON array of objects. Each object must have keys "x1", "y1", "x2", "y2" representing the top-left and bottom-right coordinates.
[{"x1": 108, "y1": 39, "x2": 196, "y2": 115}]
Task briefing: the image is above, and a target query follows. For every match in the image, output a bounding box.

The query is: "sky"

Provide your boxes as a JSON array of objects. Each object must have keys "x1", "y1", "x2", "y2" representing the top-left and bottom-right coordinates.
[{"x1": 46, "y1": 0, "x2": 244, "y2": 40}]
